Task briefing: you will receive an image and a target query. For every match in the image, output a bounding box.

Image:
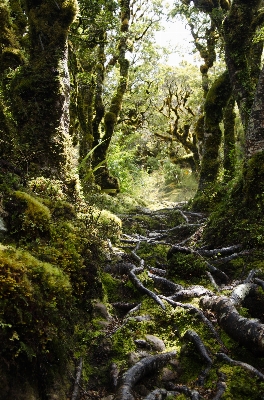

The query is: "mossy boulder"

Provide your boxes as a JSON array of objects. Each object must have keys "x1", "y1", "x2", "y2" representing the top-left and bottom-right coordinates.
[
  {"x1": 4, "y1": 191, "x2": 51, "y2": 239},
  {"x1": 0, "y1": 243, "x2": 72, "y2": 365}
]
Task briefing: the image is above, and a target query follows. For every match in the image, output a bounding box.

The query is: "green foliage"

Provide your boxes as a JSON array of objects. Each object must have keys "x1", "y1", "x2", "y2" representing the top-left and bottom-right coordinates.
[
  {"x1": 163, "y1": 160, "x2": 183, "y2": 185},
  {"x1": 108, "y1": 132, "x2": 147, "y2": 194}
]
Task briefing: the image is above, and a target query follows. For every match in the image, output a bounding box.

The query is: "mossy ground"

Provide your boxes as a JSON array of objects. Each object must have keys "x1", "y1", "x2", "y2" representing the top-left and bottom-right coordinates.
[{"x1": 1, "y1": 162, "x2": 264, "y2": 399}]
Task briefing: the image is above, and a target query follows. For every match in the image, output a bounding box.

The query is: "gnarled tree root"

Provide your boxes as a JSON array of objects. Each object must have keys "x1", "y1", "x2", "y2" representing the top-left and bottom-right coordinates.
[
  {"x1": 148, "y1": 272, "x2": 183, "y2": 294},
  {"x1": 143, "y1": 388, "x2": 179, "y2": 399},
  {"x1": 200, "y1": 295, "x2": 264, "y2": 353},
  {"x1": 217, "y1": 353, "x2": 264, "y2": 380},
  {"x1": 166, "y1": 382, "x2": 202, "y2": 399},
  {"x1": 114, "y1": 351, "x2": 177, "y2": 400},
  {"x1": 183, "y1": 330, "x2": 212, "y2": 385},
  {"x1": 212, "y1": 372, "x2": 226, "y2": 400},
  {"x1": 161, "y1": 297, "x2": 226, "y2": 350}
]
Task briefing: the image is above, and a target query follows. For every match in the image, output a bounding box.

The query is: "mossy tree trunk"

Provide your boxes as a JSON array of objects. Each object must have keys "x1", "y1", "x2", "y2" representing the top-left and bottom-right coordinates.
[
  {"x1": 242, "y1": 64, "x2": 264, "y2": 209},
  {"x1": 92, "y1": 0, "x2": 131, "y2": 190},
  {"x1": 223, "y1": 95, "x2": 236, "y2": 180},
  {"x1": 10, "y1": 0, "x2": 78, "y2": 180},
  {"x1": 197, "y1": 71, "x2": 232, "y2": 192},
  {"x1": 223, "y1": 0, "x2": 262, "y2": 130},
  {"x1": 0, "y1": 0, "x2": 25, "y2": 161}
]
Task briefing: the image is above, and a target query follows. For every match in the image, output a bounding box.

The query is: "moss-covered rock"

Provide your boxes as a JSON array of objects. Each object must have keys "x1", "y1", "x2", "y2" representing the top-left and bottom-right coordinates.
[{"x1": 4, "y1": 190, "x2": 51, "y2": 239}]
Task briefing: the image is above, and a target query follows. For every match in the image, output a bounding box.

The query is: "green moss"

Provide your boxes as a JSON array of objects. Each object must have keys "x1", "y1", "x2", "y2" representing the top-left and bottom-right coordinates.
[
  {"x1": 137, "y1": 242, "x2": 169, "y2": 268},
  {"x1": 104, "y1": 111, "x2": 117, "y2": 125},
  {"x1": 0, "y1": 244, "x2": 72, "y2": 360},
  {"x1": 4, "y1": 190, "x2": 51, "y2": 239},
  {"x1": 168, "y1": 253, "x2": 207, "y2": 282},
  {"x1": 101, "y1": 272, "x2": 121, "y2": 303},
  {"x1": 219, "y1": 365, "x2": 264, "y2": 399}
]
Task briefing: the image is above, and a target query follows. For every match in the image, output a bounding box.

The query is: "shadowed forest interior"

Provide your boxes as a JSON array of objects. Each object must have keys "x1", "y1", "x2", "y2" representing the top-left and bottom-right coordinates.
[{"x1": 1, "y1": 0, "x2": 264, "y2": 399}]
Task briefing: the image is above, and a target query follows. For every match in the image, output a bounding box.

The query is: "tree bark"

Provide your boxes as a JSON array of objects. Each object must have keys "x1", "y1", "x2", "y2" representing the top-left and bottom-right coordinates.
[
  {"x1": 10, "y1": 0, "x2": 78, "y2": 180},
  {"x1": 200, "y1": 294, "x2": 264, "y2": 353},
  {"x1": 93, "y1": 0, "x2": 131, "y2": 190},
  {"x1": 114, "y1": 351, "x2": 176, "y2": 400}
]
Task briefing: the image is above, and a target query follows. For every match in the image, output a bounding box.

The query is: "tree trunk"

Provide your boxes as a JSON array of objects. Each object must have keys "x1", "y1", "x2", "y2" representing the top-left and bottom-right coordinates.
[
  {"x1": 93, "y1": 0, "x2": 131, "y2": 190},
  {"x1": 223, "y1": 0, "x2": 262, "y2": 130},
  {"x1": 197, "y1": 71, "x2": 232, "y2": 192},
  {"x1": 10, "y1": 0, "x2": 78, "y2": 180},
  {"x1": 223, "y1": 95, "x2": 236, "y2": 180}
]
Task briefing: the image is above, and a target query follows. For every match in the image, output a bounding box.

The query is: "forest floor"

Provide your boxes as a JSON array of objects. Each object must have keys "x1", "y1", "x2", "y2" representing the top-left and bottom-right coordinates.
[{"x1": 81, "y1": 177, "x2": 264, "y2": 400}]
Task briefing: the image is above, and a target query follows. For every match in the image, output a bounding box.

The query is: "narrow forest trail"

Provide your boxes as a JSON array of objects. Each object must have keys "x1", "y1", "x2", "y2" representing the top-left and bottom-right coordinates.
[
  {"x1": 80, "y1": 191, "x2": 264, "y2": 400},
  {"x1": 132, "y1": 170, "x2": 197, "y2": 211}
]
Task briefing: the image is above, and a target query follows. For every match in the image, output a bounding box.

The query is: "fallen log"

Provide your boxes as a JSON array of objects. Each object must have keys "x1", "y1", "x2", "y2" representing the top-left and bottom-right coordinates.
[
  {"x1": 114, "y1": 351, "x2": 177, "y2": 400},
  {"x1": 200, "y1": 295, "x2": 264, "y2": 353}
]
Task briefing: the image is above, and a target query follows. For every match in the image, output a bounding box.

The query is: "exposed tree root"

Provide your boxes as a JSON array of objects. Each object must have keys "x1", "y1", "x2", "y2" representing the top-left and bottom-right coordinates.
[
  {"x1": 143, "y1": 388, "x2": 167, "y2": 399},
  {"x1": 120, "y1": 262, "x2": 166, "y2": 309},
  {"x1": 71, "y1": 357, "x2": 83, "y2": 400},
  {"x1": 169, "y1": 285, "x2": 213, "y2": 300},
  {"x1": 183, "y1": 330, "x2": 212, "y2": 385},
  {"x1": 114, "y1": 351, "x2": 177, "y2": 400},
  {"x1": 197, "y1": 245, "x2": 242, "y2": 257},
  {"x1": 200, "y1": 295, "x2": 264, "y2": 353},
  {"x1": 212, "y1": 372, "x2": 227, "y2": 400},
  {"x1": 148, "y1": 272, "x2": 183, "y2": 294},
  {"x1": 99, "y1": 205, "x2": 264, "y2": 399},
  {"x1": 160, "y1": 297, "x2": 226, "y2": 350},
  {"x1": 183, "y1": 330, "x2": 213, "y2": 365},
  {"x1": 166, "y1": 382, "x2": 202, "y2": 399},
  {"x1": 111, "y1": 302, "x2": 139, "y2": 311},
  {"x1": 217, "y1": 353, "x2": 264, "y2": 380}
]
